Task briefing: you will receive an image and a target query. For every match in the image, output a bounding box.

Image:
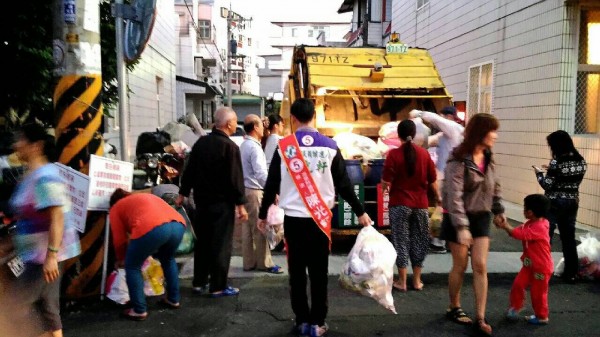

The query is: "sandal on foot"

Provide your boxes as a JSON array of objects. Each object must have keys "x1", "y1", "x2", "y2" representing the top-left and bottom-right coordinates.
[
  {"x1": 121, "y1": 308, "x2": 147, "y2": 321},
  {"x1": 474, "y1": 318, "x2": 492, "y2": 337},
  {"x1": 210, "y1": 286, "x2": 239, "y2": 298},
  {"x1": 526, "y1": 315, "x2": 549, "y2": 325},
  {"x1": 505, "y1": 307, "x2": 521, "y2": 321},
  {"x1": 157, "y1": 298, "x2": 180, "y2": 309},
  {"x1": 445, "y1": 307, "x2": 472, "y2": 325},
  {"x1": 392, "y1": 282, "x2": 407, "y2": 292},
  {"x1": 263, "y1": 265, "x2": 283, "y2": 274}
]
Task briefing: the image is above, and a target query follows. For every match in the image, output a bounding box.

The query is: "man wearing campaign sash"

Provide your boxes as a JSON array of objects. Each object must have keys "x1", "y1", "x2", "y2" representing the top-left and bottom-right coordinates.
[{"x1": 258, "y1": 98, "x2": 372, "y2": 337}]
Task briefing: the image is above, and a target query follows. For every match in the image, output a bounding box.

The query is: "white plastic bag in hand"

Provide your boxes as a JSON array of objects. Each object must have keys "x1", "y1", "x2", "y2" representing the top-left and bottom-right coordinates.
[
  {"x1": 339, "y1": 226, "x2": 397, "y2": 314},
  {"x1": 264, "y1": 204, "x2": 285, "y2": 249},
  {"x1": 266, "y1": 204, "x2": 284, "y2": 226}
]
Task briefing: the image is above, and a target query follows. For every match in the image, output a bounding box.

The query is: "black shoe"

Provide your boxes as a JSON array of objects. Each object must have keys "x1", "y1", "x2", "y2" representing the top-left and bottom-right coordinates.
[{"x1": 429, "y1": 244, "x2": 447, "y2": 254}]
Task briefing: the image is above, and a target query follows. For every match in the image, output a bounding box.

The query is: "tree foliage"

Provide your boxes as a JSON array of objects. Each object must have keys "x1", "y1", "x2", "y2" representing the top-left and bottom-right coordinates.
[{"x1": 0, "y1": 0, "x2": 136, "y2": 128}]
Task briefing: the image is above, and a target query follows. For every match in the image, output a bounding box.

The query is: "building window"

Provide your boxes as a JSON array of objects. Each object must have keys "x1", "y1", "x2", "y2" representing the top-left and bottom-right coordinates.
[
  {"x1": 575, "y1": 9, "x2": 600, "y2": 134},
  {"x1": 291, "y1": 28, "x2": 298, "y2": 37},
  {"x1": 248, "y1": 38, "x2": 252, "y2": 46},
  {"x1": 198, "y1": 20, "x2": 211, "y2": 39},
  {"x1": 467, "y1": 62, "x2": 494, "y2": 117},
  {"x1": 309, "y1": 26, "x2": 328, "y2": 38},
  {"x1": 417, "y1": 0, "x2": 429, "y2": 10}
]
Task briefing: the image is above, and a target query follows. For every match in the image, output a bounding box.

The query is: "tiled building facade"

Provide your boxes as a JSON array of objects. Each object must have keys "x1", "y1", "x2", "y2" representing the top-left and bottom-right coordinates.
[{"x1": 391, "y1": 0, "x2": 600, "y2": 229}]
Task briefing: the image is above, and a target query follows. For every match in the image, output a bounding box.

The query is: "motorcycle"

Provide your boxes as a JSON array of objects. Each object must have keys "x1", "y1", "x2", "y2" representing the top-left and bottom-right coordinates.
[
  {"x1": 0, "y1": 211, "x2": 19, "y2": 281},
  {"x1": 132, "y1": 152, "x2": 184, "y2": 190}
]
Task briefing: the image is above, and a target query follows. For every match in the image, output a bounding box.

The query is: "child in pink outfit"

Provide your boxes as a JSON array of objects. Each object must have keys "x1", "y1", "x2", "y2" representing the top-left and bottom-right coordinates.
[{"x1": 496, "y1": 194, "x2": 553, "y2": 325}]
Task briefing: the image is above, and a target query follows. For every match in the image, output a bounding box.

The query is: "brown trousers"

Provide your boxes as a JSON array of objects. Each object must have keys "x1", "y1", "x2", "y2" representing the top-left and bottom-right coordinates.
[{"x1": 242, "y1": 189, "x2": 274, "y2": 270}]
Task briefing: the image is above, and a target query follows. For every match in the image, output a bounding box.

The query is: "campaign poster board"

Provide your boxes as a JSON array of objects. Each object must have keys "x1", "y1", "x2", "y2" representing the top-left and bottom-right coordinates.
[
  {"x1": 87, "y1": 155, "x2": 133, "y2": 211},
  {"x1": 54, "y1": 163, "x2": 90, "y2": 233}
]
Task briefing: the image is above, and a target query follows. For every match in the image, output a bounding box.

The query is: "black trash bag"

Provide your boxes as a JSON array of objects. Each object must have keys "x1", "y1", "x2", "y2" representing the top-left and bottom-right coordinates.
[{"x1": 135, "y1": 130, "x2": 171, "y2": 156}]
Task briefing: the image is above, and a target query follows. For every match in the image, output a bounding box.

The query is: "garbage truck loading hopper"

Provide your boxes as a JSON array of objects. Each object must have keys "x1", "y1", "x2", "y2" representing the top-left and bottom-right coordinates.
[{"x1": 280, "y1": 45, "x2": 452, "y2": 137}]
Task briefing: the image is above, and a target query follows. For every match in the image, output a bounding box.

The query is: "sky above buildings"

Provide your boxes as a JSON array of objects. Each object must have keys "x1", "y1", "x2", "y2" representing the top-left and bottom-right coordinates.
[
  {"x1": 226, "y1": 0, "x2": 352, "y2": 54},
  {"x1": 228, "y1": 0, "x2": 352, "y2": 23}
]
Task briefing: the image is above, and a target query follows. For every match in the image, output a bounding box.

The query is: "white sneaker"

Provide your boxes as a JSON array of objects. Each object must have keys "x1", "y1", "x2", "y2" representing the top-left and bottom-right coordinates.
[{"x1": 310, "y1": 323, "x2": 329, "y2": 337}]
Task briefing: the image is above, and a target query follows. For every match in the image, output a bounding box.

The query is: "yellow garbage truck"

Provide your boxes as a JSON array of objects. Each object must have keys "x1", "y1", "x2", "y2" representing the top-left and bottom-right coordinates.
[{"x1": 280, "y1": 44, "x2": 452, "y2": 137}]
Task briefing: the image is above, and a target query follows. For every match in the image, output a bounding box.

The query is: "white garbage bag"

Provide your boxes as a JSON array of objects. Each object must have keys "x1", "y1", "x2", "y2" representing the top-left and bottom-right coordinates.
[
  {"x1": 339, "y1": 226, "x2": 397, "y2": 314},
  {"x1": 333, "y1": 132, "x2": 383, "y2": 160},
  {"x1": 576, "y1": 233, "x2": 600, "y2": 280},
  {"x1": 378, "y1": 118, "x2": 431, "y2": 156}
]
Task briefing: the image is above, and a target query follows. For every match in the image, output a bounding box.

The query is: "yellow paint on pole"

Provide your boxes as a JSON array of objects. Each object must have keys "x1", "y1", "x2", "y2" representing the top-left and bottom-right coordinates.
[{"x1": 53, "y1": 0, "x2": 106, "y2": 301}]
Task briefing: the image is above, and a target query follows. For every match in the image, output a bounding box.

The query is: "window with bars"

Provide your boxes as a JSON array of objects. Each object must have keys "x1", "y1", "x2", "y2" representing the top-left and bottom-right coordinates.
[
  {"x1": 575, "y1": 9, "x2": 600, "y2": 134},
  {"x1": 198, "y1": 20, "x2": 211, "y2": 39},
  {"x1": 467, "y1": 62, "x2": 494, "y2": 117}
]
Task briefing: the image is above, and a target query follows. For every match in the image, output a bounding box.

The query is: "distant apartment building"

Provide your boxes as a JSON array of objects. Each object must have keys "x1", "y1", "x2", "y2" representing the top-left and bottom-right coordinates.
[
  {"x1": 389, "y1": 0, "x2": 600, "y2": 229},
  {"x1": 174, "y1": 0, "x2": 259, "y2": 127},
  {"x1": 338, "y1": 0, "x2": 393, "y2": 47},
  {"x1": 258, "y1": 21, "x2": 350, "y2": 99}
]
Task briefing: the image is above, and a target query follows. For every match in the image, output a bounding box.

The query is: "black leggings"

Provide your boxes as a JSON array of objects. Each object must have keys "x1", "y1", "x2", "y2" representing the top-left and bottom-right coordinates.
[{"x1": 548, "y1": 198, "x2": 579, "y2": 279}]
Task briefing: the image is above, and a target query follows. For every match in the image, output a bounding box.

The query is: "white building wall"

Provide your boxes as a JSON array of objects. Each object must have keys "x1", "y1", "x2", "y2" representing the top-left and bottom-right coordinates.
[
  {"x1": 105, "y1": 0, "x2": 177, "y2": 161},
  {"x1": 391, "y1": 0, "x2": 600, "y2": 229}
]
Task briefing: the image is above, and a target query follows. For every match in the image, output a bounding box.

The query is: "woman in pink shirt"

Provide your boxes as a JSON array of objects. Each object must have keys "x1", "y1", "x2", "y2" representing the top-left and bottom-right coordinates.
[
  {"x1": 382, "y1": 119, "x2": 439, "y2": 292},
  {"x1": 109, "y1": 189, "x2": 186, "y2": 320}
]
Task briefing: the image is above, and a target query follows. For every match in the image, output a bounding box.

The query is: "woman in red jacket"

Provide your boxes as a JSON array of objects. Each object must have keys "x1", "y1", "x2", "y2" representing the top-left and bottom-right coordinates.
[
  {"x1": 109, "y1": 189, "x2": 186, "y2": 320},
  {"x1": 381, "y1": 119, "x2": 439, "y2": 292}
]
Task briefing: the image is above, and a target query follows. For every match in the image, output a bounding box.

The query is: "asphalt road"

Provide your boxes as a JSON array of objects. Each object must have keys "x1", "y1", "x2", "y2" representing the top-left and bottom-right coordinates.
[{"x1": 60, "y1": 273, "x2": 600, "y2": 337}]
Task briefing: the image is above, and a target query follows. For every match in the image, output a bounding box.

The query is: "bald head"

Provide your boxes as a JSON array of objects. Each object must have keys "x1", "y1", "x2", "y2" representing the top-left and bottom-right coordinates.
[
  {"x1": 214, "y1": 106, "x2": 238, "y2": 135},
  {"x1": 244, "y1": 114, "x2": 264, "y2": 140}
]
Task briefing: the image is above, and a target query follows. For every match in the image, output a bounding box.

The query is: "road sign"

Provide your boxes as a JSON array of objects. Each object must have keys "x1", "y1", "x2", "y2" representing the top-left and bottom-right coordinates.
[{"x1": 124, "y1": 0, "x2": 157, "y2": 62}]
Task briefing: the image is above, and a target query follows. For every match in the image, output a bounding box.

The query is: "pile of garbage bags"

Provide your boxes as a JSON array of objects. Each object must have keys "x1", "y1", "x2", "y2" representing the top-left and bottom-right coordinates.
[
  {"x1": 332, "y1": 118, "x2": 433, "y2": 161},
  {"x1": 555, "y1": 233, "x2": 600, "y2": 281},
  {"x1": 339, "y1": 226, "x2": 397, "y2": 314}
]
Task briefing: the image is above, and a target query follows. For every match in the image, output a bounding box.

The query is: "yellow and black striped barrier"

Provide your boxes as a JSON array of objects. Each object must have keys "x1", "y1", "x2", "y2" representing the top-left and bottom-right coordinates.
[{"x1": 54, "y1": 73, "x2": 108, "y2": 301}]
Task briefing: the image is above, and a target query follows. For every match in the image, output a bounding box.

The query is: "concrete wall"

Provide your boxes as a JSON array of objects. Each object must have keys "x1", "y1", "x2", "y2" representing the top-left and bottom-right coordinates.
[{"x1": 391, "y1": 0, "x2": 600, "y2": 229}]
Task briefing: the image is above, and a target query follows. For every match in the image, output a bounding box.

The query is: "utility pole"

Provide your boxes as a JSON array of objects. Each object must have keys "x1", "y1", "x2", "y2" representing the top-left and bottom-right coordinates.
[
  {"x1": 226, "y1": 8, "x2": 232, "y2": 107},
  {"x1": 115, "y1": 0, "x2": 130, "y2": 161},
  {"x1": 52, "y1": 0, "x2": 105, "y2": 301},
  {"x1": 225, "y1": 7, "x2": 251, "y2": 107}
]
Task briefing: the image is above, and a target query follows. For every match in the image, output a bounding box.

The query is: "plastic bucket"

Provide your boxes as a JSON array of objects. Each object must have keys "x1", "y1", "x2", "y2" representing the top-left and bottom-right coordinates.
[{"x1": 345, "y1": 159, "x2": 365, "y2": 185}]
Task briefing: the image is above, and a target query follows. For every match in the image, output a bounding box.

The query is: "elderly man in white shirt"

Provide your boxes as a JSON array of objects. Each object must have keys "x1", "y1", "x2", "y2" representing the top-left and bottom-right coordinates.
[
  {"x1": 239, "y1": 114, "x2": 282, "y2": 274},
  {"x1": 410, "y1": 106, "x2": 464, "y2": 254}
]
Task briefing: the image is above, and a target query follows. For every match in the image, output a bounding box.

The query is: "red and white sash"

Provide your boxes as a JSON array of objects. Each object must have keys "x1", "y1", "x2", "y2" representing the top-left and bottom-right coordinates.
[{"x1": 279, "y1": 134, "x2": 332, "y2": 245}]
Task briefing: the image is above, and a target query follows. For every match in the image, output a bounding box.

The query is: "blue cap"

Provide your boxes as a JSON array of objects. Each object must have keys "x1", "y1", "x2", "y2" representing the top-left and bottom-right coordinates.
[{"x1": 441, "y1": 106, "x2": 457, "y2": 116}]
